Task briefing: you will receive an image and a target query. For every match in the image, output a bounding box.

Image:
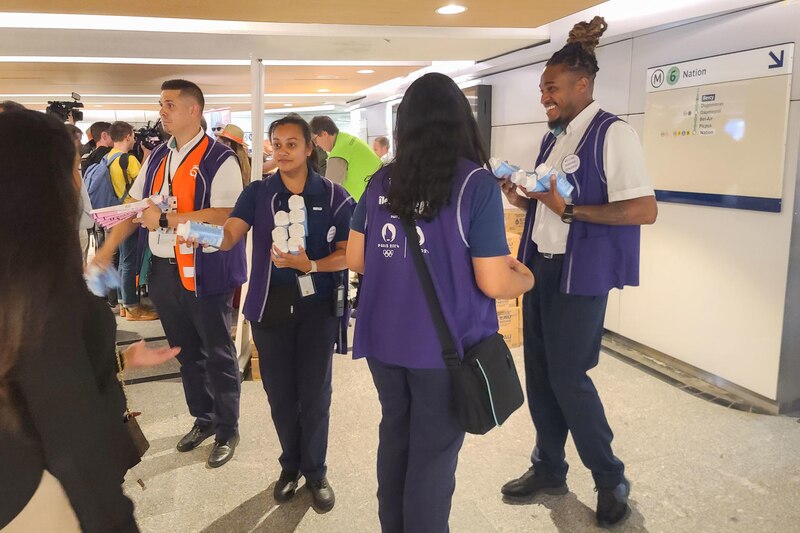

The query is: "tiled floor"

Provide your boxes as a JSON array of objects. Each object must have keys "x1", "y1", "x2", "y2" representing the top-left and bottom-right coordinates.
[{"x1": 122, "y1": 338, "x2": 800, "y2": 533}]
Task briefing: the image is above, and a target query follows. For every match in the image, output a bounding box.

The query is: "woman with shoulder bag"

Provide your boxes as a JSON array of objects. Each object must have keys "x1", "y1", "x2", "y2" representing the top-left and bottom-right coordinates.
[
  {"x1": 346, "y1": 73, "x2": 534, "y2": 533},
  {"x1": 0, "y1": 110, "x2": 179, "y2": 532},
  {"x1": 190, "y1": 114, "x2": 354, "y2": 513}
]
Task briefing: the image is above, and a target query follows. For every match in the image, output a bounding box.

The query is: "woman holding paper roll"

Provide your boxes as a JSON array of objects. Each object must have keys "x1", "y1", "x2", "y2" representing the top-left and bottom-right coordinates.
[{"x1": 193, "y1": 114, "x2": 354, "y2": 513}]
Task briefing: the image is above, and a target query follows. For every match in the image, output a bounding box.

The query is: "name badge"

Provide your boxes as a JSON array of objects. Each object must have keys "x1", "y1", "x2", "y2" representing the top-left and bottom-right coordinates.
[{"x1": 298, "y1": 274, "x2": 316, "y2": 298}]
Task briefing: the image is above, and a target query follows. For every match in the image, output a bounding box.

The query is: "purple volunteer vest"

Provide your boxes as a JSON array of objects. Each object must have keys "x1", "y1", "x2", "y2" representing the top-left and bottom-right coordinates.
[
  {"x1": 242, "y1": 168, "x2": 353, "y2": 354},
  {"x1": 353, "y1": 159, "x2": 499, "y2": 369},
  {"x1": 517, "y1": 109, "x2": 641, "y2": 296},
  {"x1": 135, "y1": 135, "x2": 247, "y2": 297}
]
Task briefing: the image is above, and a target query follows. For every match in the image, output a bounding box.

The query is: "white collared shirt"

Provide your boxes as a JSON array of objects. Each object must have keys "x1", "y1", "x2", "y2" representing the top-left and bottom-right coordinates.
[
  {"x1": 129, "y1": 128, "x2": 243, "y2": 258},
  {"x1": 532, "y1": 101, "x2": 655, "y2": 254}
]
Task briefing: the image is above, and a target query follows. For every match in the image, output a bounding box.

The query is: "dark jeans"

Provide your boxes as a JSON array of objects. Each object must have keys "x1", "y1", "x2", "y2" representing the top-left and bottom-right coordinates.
[
  {"x1": 117, "y1": 232, "x2": 139, "y2": 307},
  {"x1": 522, "y1": 253, "x2": 624, "y2": 489},
  {"x1": 251, "y1": 296, "x2": 339, "y2": 481},
  {"x1": 367, "y1": 358, "x2": 465, "y2": 533},
  {"x1": 149, "y1": 257, "x2": 241, "y2": 441}
]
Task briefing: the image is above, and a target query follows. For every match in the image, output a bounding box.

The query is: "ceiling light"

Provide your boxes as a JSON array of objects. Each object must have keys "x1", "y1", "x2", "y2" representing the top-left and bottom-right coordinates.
[
  {"x1": 317, "y1": 89, "x2": 331, "y2": 93},
  {"x1": 435, "y1": 4, "x2": 467, "y2": 15},
  {"x1": 357, "y1": 69, "x2": 375, "y2": 74},
  {"x1": 284, "y1": 103, "x2": 293, "y2": 107}
]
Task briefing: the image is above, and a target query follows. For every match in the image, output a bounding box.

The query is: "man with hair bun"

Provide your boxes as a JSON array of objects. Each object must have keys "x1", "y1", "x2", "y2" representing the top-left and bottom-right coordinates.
[{"x1": 499, "y1": 16, "x2": 657, "y2": 528}]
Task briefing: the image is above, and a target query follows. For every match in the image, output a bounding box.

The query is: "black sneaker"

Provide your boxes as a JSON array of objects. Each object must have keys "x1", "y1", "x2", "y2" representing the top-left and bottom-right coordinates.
[
  {"x1": 501, "y1": 466, "x2": 568, "y2": 501},
  {"x1": 274, "y1": 471, "x2": 301, "y2": 502},
  {"x1": 176, "y1": 424, "x2": 215, "y2": 452},
  {"x1": 596, "y1": 478, "x2": 631, "y2": 529},
  {"x1": 307, "y1": 477, "x2": 335, "y2": 513}
]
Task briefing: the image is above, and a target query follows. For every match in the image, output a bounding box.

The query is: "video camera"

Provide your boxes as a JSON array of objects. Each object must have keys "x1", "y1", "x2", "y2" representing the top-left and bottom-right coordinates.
[
  {"x1": 46, "y1": 92, "x2": 84, "y2": 123},
  {"x1": 132, "y1": 119, "x2": 167, "y2": 161}
]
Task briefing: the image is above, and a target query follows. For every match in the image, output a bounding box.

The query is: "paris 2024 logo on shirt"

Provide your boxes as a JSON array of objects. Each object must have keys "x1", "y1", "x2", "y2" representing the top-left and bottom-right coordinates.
[{"x1": 379, "y1": 223, "x2": 400, "y2": 258}]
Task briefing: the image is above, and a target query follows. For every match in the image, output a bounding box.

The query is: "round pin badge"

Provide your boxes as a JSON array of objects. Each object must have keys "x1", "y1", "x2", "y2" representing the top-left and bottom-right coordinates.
[
  {"x1": 327, "y1": 226, "x2": 336, "y2": 243},
  {"x1": 562, "y1": 154, "x2": 581, "y2": 174}
]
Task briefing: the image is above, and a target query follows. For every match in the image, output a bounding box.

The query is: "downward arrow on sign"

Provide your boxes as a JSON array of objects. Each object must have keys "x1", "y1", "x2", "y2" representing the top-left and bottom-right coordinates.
[{"x1": 769, "y1": 50, "x2": 785, "y2": 69}]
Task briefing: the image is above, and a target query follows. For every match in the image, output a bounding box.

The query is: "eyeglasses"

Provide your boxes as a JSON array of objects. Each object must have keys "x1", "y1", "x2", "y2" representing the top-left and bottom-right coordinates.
[
  {"x1": 311, "y1": 134, "x2": 319, "y2": 145},
  {"x1": 212, "y1": 127, "x2": 223, "y2": 132}
]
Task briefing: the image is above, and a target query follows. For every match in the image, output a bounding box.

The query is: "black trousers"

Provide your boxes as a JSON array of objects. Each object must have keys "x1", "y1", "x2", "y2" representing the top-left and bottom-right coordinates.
[
  {"x1": 367, "y1": 358, "x2": 465, "y2": 533},
  {"x1": 251, "y1": 296, "x2": 339, "y2": 481},
  {"x1": 149, "y1": 257, "x2": 241, "y2": 441},
  {"x1": 522, "y1": 253, "x2": 625, "y2": 489}
]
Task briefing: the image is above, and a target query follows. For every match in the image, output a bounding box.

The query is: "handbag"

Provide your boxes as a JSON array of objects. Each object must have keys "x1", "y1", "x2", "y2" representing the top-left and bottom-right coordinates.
[
  {"x1": 401, "y1": 218, "x2": 524, "y2": 435},
  {"x1": 115, "y1": 349, "x2": 150, "y2": 458}
]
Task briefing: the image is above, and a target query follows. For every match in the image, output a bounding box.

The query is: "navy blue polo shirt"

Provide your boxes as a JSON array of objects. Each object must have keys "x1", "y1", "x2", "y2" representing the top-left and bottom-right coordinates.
[
  {"x1": 351, "y1": 171, "x2": 509, "y2": 258},
  {"x1": 232, "y1": 170, "x2": 353, "y2": 299}
]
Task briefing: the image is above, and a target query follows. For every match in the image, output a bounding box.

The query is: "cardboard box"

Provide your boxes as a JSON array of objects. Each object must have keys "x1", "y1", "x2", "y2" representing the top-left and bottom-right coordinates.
[
  {"x1": 251, "y1": 356, "x2": 261, "y2": 380},
  {"x1": 504, "y1": 208, "x2": 526, "y2": 235},
  {"x1": 497, "y1": 307, "x2": 520, "y2": 331},
  {"x1": 500, "y1": 324, "x2": 522, "y2": 348},
  {"x1": 506, "y1": 232, "x2": 521, "y2": 258},
  {"x1": 496, "y1": 298, "x2": 518, "y2": 310}
]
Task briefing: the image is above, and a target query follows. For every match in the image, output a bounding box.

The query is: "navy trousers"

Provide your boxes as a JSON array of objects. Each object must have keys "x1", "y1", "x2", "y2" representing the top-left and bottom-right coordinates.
[
  {"x1": 522, "y1": 253, "x2": 624, "y2": 489},
  {"x1": 149, "y1": 257, "x2": 241, "y2": 441},
  {"x1": 251, "y1": 296, "x2": 339, "y2": 481},
  {"x1": 367, "y1": 358, "x2": 465, "y2": 533}
]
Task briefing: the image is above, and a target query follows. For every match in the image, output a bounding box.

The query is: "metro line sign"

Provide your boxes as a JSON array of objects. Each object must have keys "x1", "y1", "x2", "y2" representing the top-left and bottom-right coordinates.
[{"x1": 646, "y1": 43, "x2": 794, "y2": 92}]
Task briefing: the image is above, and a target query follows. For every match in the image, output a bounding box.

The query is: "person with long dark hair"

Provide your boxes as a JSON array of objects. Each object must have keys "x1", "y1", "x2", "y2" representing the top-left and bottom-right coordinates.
[
  {"x1": 499, "y1": 17, "x2": 656, "y2": 528},
  {"x1": 0, "y1": 110, "x2": 179, "y2": 531},
  {"x1": 195, "y1": 114, "x2": 353, "y2": 512},
  {"x1": 346, "y1": 73, "x2": 534, "y2": 532}
]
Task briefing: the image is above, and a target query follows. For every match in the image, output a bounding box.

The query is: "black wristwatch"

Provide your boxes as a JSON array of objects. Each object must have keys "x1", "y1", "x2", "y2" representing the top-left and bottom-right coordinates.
[
  {"x1": 561, "y1": 204, "x2": 574, "y2": 224},
  {"x1": 159, "y1": 212, "x2": 169, "y2": 229}
]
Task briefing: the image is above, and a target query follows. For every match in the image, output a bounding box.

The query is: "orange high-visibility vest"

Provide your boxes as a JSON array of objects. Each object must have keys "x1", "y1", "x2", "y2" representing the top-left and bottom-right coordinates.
[{"x1": 150, "y1": 136, "x2": 210, "y2": 292}]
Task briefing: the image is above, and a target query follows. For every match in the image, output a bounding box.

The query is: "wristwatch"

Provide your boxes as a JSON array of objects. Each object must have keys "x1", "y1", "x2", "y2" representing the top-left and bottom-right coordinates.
[
  {"x1": 159, "y1": 212, "x2": 169, "y2": 229},
  {"x1": 306, "y1": 260, "x2": 318, "y2": 274},
  {"x1": 561, "y1": 204, "x2": 574, "y2": 224}
]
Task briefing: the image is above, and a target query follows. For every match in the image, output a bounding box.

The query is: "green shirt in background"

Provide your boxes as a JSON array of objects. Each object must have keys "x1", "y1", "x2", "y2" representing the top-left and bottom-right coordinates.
[{"x1": 327, "y1": 131, "x2": 382, "y2": 201}]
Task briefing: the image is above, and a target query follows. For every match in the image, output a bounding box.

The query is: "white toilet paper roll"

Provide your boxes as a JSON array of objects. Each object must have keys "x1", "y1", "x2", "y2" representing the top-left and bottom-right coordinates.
[
  {"x1": 289, "y1": 223, "x2": 306, "y2": 239},
  {"x1": 272, "y1": 226, "x2": 289, "y2": 242}
]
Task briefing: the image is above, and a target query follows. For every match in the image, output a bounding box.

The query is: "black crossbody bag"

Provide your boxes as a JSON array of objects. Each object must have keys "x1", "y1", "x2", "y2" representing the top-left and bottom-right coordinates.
[{"x1": 401, "y1": 219, "x2": 524, "y2": 435}]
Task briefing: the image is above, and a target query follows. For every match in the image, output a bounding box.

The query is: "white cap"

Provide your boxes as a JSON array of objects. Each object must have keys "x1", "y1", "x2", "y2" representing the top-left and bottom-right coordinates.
[
  {"x1": 274, "y1": 210, "x2": 290, "y2": 227},
  {"x1": 288, "y1": 195, "x2": 305, "y2": 211},
  {"x1": 175, "y1": 221, "x2": 191, "y2": 239},
  {"x1": 534, "y1": 163, "x2": 552, "y2": 178},
  {"x1": 289, "y1": 223, "x2": 306, "y2": 238},
  {"x1": 272, "y1": 226, "x2": 289, "y2": 242},
  {"x1": 289, "y1": 209, "x2": 306, "y2": 224}
]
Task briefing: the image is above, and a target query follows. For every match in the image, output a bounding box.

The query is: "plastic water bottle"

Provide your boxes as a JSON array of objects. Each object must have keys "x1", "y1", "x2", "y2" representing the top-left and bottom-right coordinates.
[
  {"x1": 272, "y1": 226, "x2": 289, "y2": 242},
  {"x1": 176, "y1": 221, "x2": 224, "y2": 248},
  {"x1": 289, "y1": 223, "x2": 306, "y2": 239},
  {"x1": 84, "y1": 264, "x2": 121, "y2": 297},
  {"x1": 490, "y1": 158, "x2": 520, "y2": 179},
  {"x1": 274, "y1": 210, "x2": 290, "y2": 227},
  {"x1": 288, "y1": 195, "x2": 305, "y2": 211},
  {"x1": 533, "y1": 164, "x2": 574, "y2": 199},
  {"x1": 273, "y1": 239, "x2": 290, "y2": 254},
  {"x1": 289, "y1": 208, "x2": 308, "y2": 235},
  {"x1": 288, "y1": 236, "x2": 304, "y2": 255}
]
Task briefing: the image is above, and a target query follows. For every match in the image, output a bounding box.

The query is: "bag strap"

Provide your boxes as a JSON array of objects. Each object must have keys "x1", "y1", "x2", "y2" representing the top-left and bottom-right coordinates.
[{"x1": 400, "y1": 217, "x2": 461, "y2": 369}]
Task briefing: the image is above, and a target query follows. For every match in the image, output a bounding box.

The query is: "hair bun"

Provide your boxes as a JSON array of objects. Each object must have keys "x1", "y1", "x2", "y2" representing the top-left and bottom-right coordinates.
[{"x1": 566, "y1": 16, "x2": 608, "y2": 55}]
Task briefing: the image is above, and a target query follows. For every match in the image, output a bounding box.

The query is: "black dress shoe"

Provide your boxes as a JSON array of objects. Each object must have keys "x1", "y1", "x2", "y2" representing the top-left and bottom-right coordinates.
[
  {"x1": 176, "y1": 424, "x2": 215, "y2": 452},
  {"x1": 307, "y1": 477, "x2": 335, "y2": 512},
  {"x1": 596, "y1": 478, "x2": 631, "y2": 529},
  {"x1": 207, "y1": 434, "x2": 239, "y2": 468},
  {"x1": 273, "y1": 471, "x2": 301, "y2": 502},
  {"x1": 501, "y1": 467, "x2": 568, "y2": 501}
]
